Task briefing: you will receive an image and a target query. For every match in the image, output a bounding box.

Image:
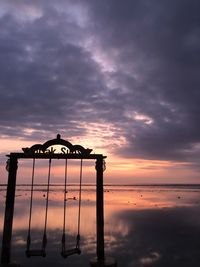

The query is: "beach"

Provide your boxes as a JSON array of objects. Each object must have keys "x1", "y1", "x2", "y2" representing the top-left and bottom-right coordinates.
[{"x1": 1, "y1": 184, "x2": 200, "y2": 267}]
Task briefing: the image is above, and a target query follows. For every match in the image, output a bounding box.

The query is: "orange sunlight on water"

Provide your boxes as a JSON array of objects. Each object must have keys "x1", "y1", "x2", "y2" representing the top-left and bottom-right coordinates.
[
  {"x1": 1, "y1": 185, "x2": 199, "y2": 235},
  {"x1": 1, "y1": 184, "x2": 200, "y2": 267}
]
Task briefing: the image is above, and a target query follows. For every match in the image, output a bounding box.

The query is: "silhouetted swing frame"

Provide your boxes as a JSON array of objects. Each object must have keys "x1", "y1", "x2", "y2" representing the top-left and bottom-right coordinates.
[{"x1": 0, "y1": 134, "x2": 106, "y2": 266}]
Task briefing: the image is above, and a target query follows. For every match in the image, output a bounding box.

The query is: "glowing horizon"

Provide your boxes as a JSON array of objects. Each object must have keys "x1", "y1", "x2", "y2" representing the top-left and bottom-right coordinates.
[{"x1": 0, "y1": 134, "x2": 200, "y2": 185}]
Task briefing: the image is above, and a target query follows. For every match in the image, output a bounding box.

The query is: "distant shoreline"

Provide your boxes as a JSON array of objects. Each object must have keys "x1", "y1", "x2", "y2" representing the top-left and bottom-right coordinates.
[{"x1": 1, "y1": 183, "x2": 200, "y2": 187}]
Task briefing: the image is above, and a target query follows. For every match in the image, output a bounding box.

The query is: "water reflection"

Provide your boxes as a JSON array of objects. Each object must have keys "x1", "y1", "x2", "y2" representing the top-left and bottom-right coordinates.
[
  {"x1": 113, "y1": 206, "x2": 200, "y2": 267},
  {"x1": 1, "y1": 185, "x2": 200, "y2": 266}
]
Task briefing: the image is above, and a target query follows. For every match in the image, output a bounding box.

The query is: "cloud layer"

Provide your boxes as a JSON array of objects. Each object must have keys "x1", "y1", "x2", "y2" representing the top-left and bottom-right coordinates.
[{"x1": 0, "y1": 0, "x2": 200, "y2": 163}]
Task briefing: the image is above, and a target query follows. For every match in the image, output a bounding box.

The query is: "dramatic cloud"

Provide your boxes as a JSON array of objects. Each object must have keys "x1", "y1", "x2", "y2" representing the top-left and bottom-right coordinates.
[{"x1": 0, "y1": 0, "x2": 200, "y2": 163}]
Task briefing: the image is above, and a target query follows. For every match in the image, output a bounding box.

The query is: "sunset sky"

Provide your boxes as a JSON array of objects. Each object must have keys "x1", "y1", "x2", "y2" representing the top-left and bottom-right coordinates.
[{"x1": 0, "y1": 0, "x2": 200, "y2": 184}]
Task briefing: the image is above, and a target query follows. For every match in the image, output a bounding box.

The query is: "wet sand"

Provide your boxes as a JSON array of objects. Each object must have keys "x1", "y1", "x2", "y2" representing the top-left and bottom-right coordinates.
[{"x1": 1, "y1": 184, "x2": 200, "y2": 267}]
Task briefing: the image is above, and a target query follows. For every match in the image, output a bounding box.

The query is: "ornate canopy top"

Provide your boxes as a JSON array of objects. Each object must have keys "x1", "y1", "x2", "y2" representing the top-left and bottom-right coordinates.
[{"x1": 22, "y1": 134, "x2": 93, "y2": 156}]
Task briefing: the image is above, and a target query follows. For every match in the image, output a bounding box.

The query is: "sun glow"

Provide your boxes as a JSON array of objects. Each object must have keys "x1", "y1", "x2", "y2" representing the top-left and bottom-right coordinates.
[
  {"x1": 69, "y1": 121, "x2": 127, "y2": 156},
  {"x1": 1, "y1": 126, "x2": 199, "y2": 185}
]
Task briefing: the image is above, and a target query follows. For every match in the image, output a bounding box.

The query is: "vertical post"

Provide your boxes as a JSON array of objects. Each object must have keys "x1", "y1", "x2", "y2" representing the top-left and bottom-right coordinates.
[
  {"x1": 1, "y1": 155, "x2": 18, "y2": 265},
  {"x1": 96, "y1": 156, "x2": 105, "y2": 261},
  {"x1": 91, "y1": 157, "x2": 117, "y2": 267}
]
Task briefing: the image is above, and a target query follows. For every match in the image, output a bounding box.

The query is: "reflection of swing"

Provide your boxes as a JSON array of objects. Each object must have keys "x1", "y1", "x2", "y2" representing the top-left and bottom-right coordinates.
[
  {"x1": 61, "y1": 159, "x2": 83, "y2": 258},
  {"x1": 26, "y1": 158, "x2": 52, "y2": 257}
]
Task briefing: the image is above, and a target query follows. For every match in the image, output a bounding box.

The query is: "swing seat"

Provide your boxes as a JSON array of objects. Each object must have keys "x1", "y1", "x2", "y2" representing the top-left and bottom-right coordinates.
[
  {"x1": 26, "y1": 249, "x2": 46, "y2": 257},
  {"x1": 61, "y1": 248, "x2": 81, "y2": 258}
]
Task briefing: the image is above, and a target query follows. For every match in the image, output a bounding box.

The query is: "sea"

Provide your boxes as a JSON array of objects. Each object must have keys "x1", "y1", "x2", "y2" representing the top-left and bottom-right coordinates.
[{"x1": 1, "y1": 184, "x2": 200, "y2": 267}]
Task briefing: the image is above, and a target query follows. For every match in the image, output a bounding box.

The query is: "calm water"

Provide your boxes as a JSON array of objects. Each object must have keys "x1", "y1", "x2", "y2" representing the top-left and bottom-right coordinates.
[{"x1": 1, "y1": 184, "x2": 200, "y2": 267}]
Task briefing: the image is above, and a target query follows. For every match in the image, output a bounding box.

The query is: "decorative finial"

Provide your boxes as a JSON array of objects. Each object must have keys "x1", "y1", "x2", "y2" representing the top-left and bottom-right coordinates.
[{"x1": 57, "y1": 134, "x2": 61, "y2": 139}]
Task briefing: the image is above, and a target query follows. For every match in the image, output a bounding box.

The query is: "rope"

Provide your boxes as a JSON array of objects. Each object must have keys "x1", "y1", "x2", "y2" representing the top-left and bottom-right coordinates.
[
  {"x1": 62, "y1": 159, "x2": 68, "y2": 251},
  {"x1": 42, "y1": 158, "x2": 52, "y2": 249},
  {"x1": 61, "y1": 159, "x2": 83, "y2": 254},
  {"x1": 27, "y1": 158, "x2": 35, "y2": 250},
  {"x1": 76, "y1": 159, "x2": 83, "y2": 248}
]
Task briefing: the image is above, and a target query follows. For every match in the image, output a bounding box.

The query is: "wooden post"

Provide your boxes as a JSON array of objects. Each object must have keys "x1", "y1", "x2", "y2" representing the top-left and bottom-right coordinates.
[
  {"x1": 96, "y1": 157, "x2": 105, "y2": 261},
  {"x1": 1, "y1": 155, "x2": 18, "y2": 265},
  {"x1": 90, "y1": 157, "x2": 117, "y2": 267}
]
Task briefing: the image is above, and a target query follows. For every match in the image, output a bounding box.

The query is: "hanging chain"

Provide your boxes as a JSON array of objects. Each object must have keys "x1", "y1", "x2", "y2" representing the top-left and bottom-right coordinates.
[
  {"x1": 76, "y1": 159, "x2": 83, "y2": 248},
  {"x1": 26, "y1": 158, "x2": 36, "y2": 251},
  {"x1": 62, "y1": 159, "x2": 68, "y2": 252},
  {"x1": 42, "y1": 158, "x2": 52, "y2": 250},
  {"x1": 63, "y1": 159, "x2": 68, "y2": 234}
]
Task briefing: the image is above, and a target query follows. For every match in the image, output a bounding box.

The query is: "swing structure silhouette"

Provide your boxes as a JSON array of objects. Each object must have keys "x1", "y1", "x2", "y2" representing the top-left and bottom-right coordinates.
[{"x1": 0, "y1": 134, "x2": 117, "y2": 267}]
